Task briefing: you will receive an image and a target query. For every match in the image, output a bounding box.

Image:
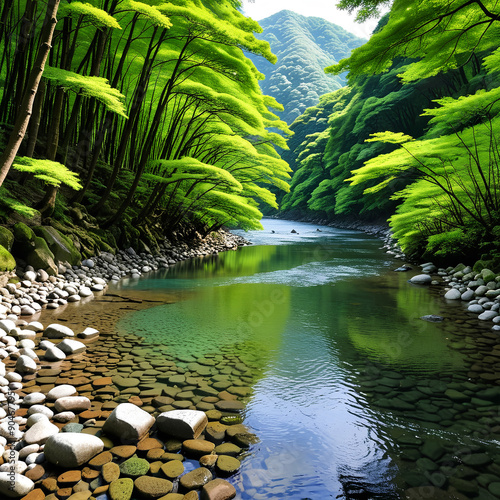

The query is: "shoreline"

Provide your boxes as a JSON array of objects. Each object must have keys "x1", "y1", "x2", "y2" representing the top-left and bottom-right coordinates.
[{"x1": 0, "y1": 229, "x2": 255, "y2": 499}]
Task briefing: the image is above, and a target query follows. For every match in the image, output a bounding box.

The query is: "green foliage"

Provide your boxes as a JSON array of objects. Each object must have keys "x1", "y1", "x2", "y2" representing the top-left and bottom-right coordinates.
[
  {"x1": 42, "y1": 67, "x2": 128, "y2": 117},
  {"x1": 59, "y1": 2, "x2": 122, "y2": 29},
  {"x1": 0, "y1": 188, "x2": 38, "y2": 219},
  {"x1": 12, "y1": 158, "x2": 82, "y2": 190}
]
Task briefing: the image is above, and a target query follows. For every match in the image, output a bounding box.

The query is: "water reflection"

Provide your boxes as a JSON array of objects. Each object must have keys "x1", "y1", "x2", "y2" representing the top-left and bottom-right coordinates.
[{"x1": 116, "y1": 219, "x2": 480, "y2": 499}]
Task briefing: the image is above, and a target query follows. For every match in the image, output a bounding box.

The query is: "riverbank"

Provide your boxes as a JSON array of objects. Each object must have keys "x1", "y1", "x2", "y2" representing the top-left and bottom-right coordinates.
[{"x1": 0, "y1": 228, "x2": 254, "y2": 499}]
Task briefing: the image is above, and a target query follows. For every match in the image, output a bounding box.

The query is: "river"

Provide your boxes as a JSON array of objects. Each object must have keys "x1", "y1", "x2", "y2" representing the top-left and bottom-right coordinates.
[{"x1": 112, "y1": 219, "x2": 500, "y2": 499}]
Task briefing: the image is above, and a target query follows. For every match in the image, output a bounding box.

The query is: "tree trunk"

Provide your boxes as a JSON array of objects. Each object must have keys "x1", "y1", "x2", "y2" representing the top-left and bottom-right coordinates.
[{"x1": 0, "y1": 0, "x2": 60, "y2": 189}]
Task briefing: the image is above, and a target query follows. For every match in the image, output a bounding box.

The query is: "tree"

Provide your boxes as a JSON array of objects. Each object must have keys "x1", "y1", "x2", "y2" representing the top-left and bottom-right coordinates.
[{"x1": 0, "y1": 0, "x2": 60, "y2": 188}]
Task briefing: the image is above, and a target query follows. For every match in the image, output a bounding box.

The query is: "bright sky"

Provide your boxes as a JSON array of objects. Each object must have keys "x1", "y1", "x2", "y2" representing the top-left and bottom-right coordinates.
[{"x1": 241, "y1": 0, "x2": 381, "y2": 39}]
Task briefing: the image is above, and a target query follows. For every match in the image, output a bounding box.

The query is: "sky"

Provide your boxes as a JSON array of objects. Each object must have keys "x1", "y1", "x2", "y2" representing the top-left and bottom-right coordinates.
[{"x1": 241, "y1": 0, "x2": 382, "y2": 39}]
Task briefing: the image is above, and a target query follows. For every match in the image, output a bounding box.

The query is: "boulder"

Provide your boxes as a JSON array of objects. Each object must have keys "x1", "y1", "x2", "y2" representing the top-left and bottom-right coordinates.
[
  {"x1": 44, "y1": 324, "x2": 75, "y2": 338},
  {"x1": 102, "y1": 403, "x2": 155, "y2": 442},
  {"x1": 156, "y1": 410, "x2": 208, "y2": 440},
  {"x1": 13, "y1": 222, "x2": 36, "y2": 258},
  {"x1": 44, "y1": 432, "x2": 103, "y2": 467},
  {"x1": 0, "y1": 227, "x2": 14, "y2": 252},
  {"x1": 33, "y1": 226, "x2": 81, "y2": 266},
  {"x1": 26, "y1": 237, "x2": 57, "y2": 276},
  {"x1": 0, "y1": 245, "x2": 15, "y2": 272},
  {"x1": 0, "y1": 471, "x2": 34, "y2": 498},
  {"x1": 44, "y1": 345, "x2": 66, "y2": 361}
]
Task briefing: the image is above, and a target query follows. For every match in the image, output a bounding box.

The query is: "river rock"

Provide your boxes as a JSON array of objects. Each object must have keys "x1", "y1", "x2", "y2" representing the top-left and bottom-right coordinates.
[
  {"x1": 44, "y1": 345, "x2": 66, "y2": 361},
  {"x1": 109, "y1": 477, "x2": 134, "y2": 500},
  {"x1": 57, "y1": 339, "x2": 86, "y2": 355},
  {"x1": 468, "y1": 304, "x2": 484, "y2": 313},
  {"x1": 103, "y1": 403, "x2": 155, "y2": 442},
  {"x1": 134, "y1": 476, "x2": 173, "y2": 498},
  {"x1": 47, "y1": 385, "x2": 77, "y2": 400},
  {"x1": 78, "y1": 327, "x2": 99, "y2": 340},
  {"x1": 44, "y1": 324, "x2": 75, "y2": 338},
  {"x1": 119, "y1": 456, "x2": 150, "y2": 477},
  {"x1": 24, "y1": 420, "x2": 59, "y2": 445},
  {"x1": 15, "y1": 355, "x2": 37, "y2": 374},
  {"x1": 179, "y1": 467, "x2": 213, "y2": 490},
  {"x1": 44, "y1": 433, "x2": 104, "y2": 467},
  {"x1": 444, "y1": 289, "x2": 461, "y2": 300},
  {"x1": 54, "y1": 396, "x2": 91, "y2": 413},
  {"x1": 0, "y1": 471, "x2": 34, "y2": 498},
  {"x1": 156, "y1": 410, "x2": 208, "y2": 440},
  {"x1": 201, "y1": 478, "x2": 237, "y2": 500},
  {"x1": 410, "y1": 274, "x2": 432, "y2": 284},
  {"x1": 479, "y1": 310, "x2": 498, "y2": 321}
]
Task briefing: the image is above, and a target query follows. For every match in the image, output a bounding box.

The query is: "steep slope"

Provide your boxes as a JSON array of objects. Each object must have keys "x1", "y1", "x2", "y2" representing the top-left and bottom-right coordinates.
[{"x1": 248, "y1": 10, "x2": 366, "y2": 123}]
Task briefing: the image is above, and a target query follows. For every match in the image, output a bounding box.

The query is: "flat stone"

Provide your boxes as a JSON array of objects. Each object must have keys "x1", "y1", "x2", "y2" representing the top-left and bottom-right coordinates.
[
  {"x1": 157, "y1": 410, "x2": 208, "y2": 440},
  {"x1": 25, "y1": 464, "x2": 45, "y2": 481},
  {"x1": 102, "y1": 403, "x2": 155, "y2": 442},
  {"x1": 201, "y1": 478, "x2": 236, "y2": 500},
  {"x1": 160, "y1": 460, "x2": 184, "y2": 479},
  {"x1": 179, "y1": 467, "x2": 213, "y2": 490},
  {"x1": 214, "y1": 443, "x2": 241, "y2": 457},
  {"x1": 22, "y1": 489, "x2": 45, "y2": 500},
  {"x1": 137, "y1": 437, "x2": 163, "y2": 451},
  {"x1": 110, "y1": 446, "x2": 137, "y2": 459},
  {"x1": 58, "y1": 470, "x2": 82, "y2": 484},
  {"x1": 88, "y1": 450, "x2": 113, "y2": 468},
  {"x1": 214, "y1": 400, "x2": 244, "y2": 412},
  {"x1": 102, "y1": 462, "x2": 120, "y2": 483},
  {"x1": 119, "y1": 456, "x2": 150, "y2": 477},
  {"x1": 216, "y1": 455, "x2": 240, "y2": 475},
  {"x1": 44, "y1": 432, "x2": 104, "y2": 468},
  {"x1": 134, "y1": 476, "x2": 173, "y2": 498},
  {"x1": 182, "y1": 440, "x2": 215, "y2": 458},
  {"x1": 108, "y1": 477, "x2": 134, "y2": 500}
]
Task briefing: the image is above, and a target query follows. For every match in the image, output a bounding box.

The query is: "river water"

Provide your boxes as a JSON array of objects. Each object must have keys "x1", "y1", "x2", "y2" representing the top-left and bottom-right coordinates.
[{"x1": 114, "y1": 219, "x2": 500, "y2": 499}]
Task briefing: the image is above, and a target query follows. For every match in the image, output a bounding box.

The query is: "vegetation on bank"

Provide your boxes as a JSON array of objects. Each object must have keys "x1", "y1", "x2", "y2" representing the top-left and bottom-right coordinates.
[
  {"x1": 0, "y1": 0, "x2": 292, "y2": 271},
  {"x1": 280, "y1": 0, "x2": 500, "y2": 266}
]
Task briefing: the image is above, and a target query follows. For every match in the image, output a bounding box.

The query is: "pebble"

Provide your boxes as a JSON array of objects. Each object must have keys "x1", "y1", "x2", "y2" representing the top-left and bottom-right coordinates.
[
  {"x1": 179, "y1": 467, "x2": 213, "y2": 490},
  {"x1": 201, "y1": 478, "x2": 237, "y2": 500}
]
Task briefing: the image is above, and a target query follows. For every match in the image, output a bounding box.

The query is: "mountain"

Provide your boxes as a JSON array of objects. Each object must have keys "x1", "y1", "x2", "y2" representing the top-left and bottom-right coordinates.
[{"x1": 247, "y1": 10, "x2": 366, "y2": 124}]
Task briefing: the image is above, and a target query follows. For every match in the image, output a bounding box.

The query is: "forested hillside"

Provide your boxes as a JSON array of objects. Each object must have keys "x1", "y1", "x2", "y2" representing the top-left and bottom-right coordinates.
[
  {"x1": 0, "y1": 0, "x2": 291, "y2": 260},
  {"x1": 282, "y1": 0, "x2": 500, "y2": 264},
  {"x1": 246, "y1": 10, "x2": 365, "y2": 124}
]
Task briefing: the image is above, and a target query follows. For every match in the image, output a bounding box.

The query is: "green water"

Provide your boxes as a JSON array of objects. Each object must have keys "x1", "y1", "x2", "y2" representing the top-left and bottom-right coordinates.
[{"x1": 116, "y1": 219, "x2": 500, "y2": 499}]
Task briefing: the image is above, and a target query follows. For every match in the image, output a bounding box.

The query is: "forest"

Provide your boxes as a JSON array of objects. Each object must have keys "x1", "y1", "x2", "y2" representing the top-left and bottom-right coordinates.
[
  {"x1": 281, "y1": 0, "x2": 500, "y2": 265},
  {"x1": 0, "y1": 0, "x2": 499, "y2": 267},
  {"x1": 0, "y1": 0, "x2": 291, "y2": 263}
]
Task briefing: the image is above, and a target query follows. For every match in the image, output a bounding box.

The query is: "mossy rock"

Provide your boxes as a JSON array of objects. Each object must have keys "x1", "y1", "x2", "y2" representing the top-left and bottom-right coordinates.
[
  {"x1": 13, "y1": 222, "x2": 36, "y2": 257},
  {"x1": 33, "y1": 225, "x2": 81, "y2": 265},
  {"x1": 474, "y1": 260, "x2": 494, "y2": 272},
  {"x1": 119, "y1": 455, "x2": 150, "y2": 478},
  {"x1": 109, "y1": 478, "x2": 134, "y2": 500},
  {"x1": 0, "y1": 227, "x2": 14, "y2": 251},
  {"x1": 0, "y1": 244, "x2": 16, "y2": 272},
  {"x1": 26, "y1": 236, "x2": 57, "y2": 275},
  {"x1": 481, "y1": 268, "x2": 497, "y2": 284}
]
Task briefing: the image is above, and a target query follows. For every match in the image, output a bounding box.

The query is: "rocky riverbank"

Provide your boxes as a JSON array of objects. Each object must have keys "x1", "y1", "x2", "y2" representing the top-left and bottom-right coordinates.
[{"x1": 0, "y1": 228, "x2": 254, "y2": 500}]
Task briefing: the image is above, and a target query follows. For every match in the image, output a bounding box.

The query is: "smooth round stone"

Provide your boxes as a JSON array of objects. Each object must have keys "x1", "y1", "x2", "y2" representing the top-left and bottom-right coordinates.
[
  {"x1": 179, "y1": 467, "x2": 213, "y2": 490},
  {"x1": 182, "y1": 440, "x2": 215, "y2": 458},
  {"x1": 44, "y1": 345, "x2": 66, "y2": 361},
  {"x1": 6, "y1": 372, "x2": 22, "y2": 383},
  {"x1": 58, "y1": 469, "x2": 82, "y2": 484},
  {"x1": 469, "y1": 304, "x2": 485, "y2": 313},
  {"x1": 119, "y1": 456, "x2": 150, "y2": 477},
  {"x1": 16, "y1": 354, "x2": 37, "y2": 374},
  {"x1": 201, "y1": 478, "x2": 237, "y2": 500},
  {"x1": 54, "y1": 396, "x2": 91, "y2": 413},
  {"x1": 0, "y1": 471, "x2": 34, "y2": 497},
  {"x1": 88, "y1": 450, "x2": 113, "y2": 468},
  {"x1": 216, "y1": 455, "x2": 240, "y2": 475},
  {"x1": 102, "y1": 462, "x2": 120, "y2": 483},
  {"x1": 27, "y1": 405, "x2": 54, "y2": 419},
  {"x1": 47, "y1": 385, "x2": 77, "y2": 400},
  {"x1": 110, "y1": 446, "x2": 137, "y2": 459},
  {"x1": 214, "y1": 443, "x2": 241, "y2": 457},
  {"x1": 23, "y1": 393, "x2": 46, "y2": 406},
  {"x1": 444, "y1": 289, "x2": 461, "y2": 300},
  {"x1": 200, "y1": 455, "x2": 218, "y2": 468},
  {"x1": 461, "y1": 453, "x2": 491, "y2": 466},
  {"x1": 62, "y1": 423, "x2": 84, "y2": 433},
  {"x1": 134, "y1": 476, "x2": 173, "y2": 498},
  {"x1": 26, "y1": 413, "x2": 49, "y2": 427},
  {"x1": 44, "y1": 324, "x2": 75, "y2": 338},
  {"x1": 161, "y1": 460, "x2": 184, "y2": 479},
  {"x1": 53, "y1": 411, "x2": 76, "y2": 423},
  {"x1": 410, "y1": 274, "x2": 432, "y2": 284},
  {"x1": 24, "y1": 419, "x2": 59, "y2": 445},
  {"x1": 108, "y1": 477, "x2": 134, "y2": 500}
]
